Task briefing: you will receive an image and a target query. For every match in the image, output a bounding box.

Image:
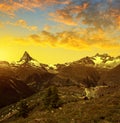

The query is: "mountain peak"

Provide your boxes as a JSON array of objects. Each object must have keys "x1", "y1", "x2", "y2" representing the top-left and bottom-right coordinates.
[
  {"x1": 19, "y1": 51, "x2": 34, "y2": 63},
  {"x1": 95, "y1": 53, "x2": 110, "y2": 57}
]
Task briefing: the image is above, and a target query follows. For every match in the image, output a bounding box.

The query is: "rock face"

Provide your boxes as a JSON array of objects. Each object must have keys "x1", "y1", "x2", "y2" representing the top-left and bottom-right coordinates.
[{"x1": 85, "y1": 86, "x2": 109, "y2": 99}]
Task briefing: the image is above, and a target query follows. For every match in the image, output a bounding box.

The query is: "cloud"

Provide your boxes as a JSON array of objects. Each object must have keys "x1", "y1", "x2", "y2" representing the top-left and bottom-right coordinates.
[
  {"x1": 29, "y1": 29, "x2": 120, "y2": 50},
  {"x1": 7, "y1": 19, "x2": 38, "y2": 31},
  {"x1": 49, "y1": 2, "x2": 88, "y2": 26},
  {"x1": 117, "y1": 16, "x2": 120, "y2": 28},
  {"x1": 0, "y1": 0, "x2": 70, "y2": 16},
  {"x1": 1, "y1": 0, "x2": 119, "y2": 30},
  {"x1": 110, "y1": 9, "x2": 120, "y2": 28},
  {"x1": 43, "y1": 25, "x2": 51, "y2": 31},
  {"x1": 49, "y1": 10, "x2": 77, "y2": 26},
  {"x1": 77, "y1": 0, "x2": 120, "y2": 29},
  {"x1": 49, "y1": 0, "x2": 120, "y2": 30},
  {"x1": 0, "y1": 21, "x2": 3, "y2": 27},
  {"x1": 30, "y1": 31, "x2": 57, "y2": 46},
  {"x1": 30, "y1": 34, "x2": 40, "y2": 42},
  {"x1": 1, "y1": 0, "x2": 119, "y2": 52}
]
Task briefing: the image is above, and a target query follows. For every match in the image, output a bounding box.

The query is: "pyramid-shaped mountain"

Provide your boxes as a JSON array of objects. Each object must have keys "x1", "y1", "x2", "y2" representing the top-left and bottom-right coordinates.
[
  {"x1": 19, "y1": 51, "x2": 34, "y2": 63},
  {"x1": 18, "y1": 51, "x2": 43, "y2": 67}
]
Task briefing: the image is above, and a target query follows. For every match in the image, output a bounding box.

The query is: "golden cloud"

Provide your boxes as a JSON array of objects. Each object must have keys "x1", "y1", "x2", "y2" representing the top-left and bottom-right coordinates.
[
  {"x1": 29, "y1": 29, "x2": 120, "y2": 50},
  {"x1": 7, "y1": 19, "x2": 38, "y2": 31},
  {"x1": 30, "y1": 32, "x2": 58, "y2": 47},
  {"x1": 43, "y1": 25, "x2": 51, "y2": 31},
  {"x1": 30, "y1": 34, "x2": 41, "y2": 43},
  {"x1": 0, "y1": 21, "x2": 3, "y2": 27}
]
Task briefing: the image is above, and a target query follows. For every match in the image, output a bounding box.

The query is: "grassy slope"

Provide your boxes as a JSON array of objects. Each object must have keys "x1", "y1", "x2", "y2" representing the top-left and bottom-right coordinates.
[{"x1": 1, "y1": 86, "x2": 120, "y2": 123}]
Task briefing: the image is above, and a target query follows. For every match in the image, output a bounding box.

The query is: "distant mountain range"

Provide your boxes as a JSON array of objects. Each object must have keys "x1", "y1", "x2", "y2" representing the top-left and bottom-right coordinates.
[
  {"x1": 0, "y1": 51, "x2": 119, "y2": 70},
  {"x1": 55, "y1": 53, "x2": 120, "y2": 70},
  {"x1": 79, "y1": 53, "x2": 120, "y2": 68},
  {"x1": 0, "y1": 51, "x2": 120, "y2": 108}
]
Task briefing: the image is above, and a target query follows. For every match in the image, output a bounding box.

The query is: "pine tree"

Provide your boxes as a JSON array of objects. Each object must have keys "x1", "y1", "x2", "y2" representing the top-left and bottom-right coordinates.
[
  {"x1": 19, "y1": 100, "x2": 29, "y2": 118},
  {"x1": 42, "y1": 86, "x2": 62, "y2": 109}
]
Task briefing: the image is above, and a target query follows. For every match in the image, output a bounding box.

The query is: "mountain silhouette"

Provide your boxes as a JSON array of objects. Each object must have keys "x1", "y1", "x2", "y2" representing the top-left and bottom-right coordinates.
[{"x1": 19, "y1": 51, "x2": 34, "y2": 63}]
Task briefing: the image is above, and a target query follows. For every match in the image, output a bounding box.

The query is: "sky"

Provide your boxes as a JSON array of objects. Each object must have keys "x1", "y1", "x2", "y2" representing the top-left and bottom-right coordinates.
[{"x1": 0, "y1": 0, "x2": 120, "y2": 64}]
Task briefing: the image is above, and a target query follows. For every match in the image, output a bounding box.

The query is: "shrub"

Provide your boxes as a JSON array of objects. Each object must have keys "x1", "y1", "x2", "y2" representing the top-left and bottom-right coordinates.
[{"x1": 18, "y1": 100, "x2": 29, "y2": 118}]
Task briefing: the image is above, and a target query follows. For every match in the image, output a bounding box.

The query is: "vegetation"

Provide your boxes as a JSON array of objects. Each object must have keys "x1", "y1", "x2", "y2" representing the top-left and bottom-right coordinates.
[
  {"x1": 42, "y1": 86, "x2": 62, "y2": 109},
  {"x1": 0, "y1": 86, "x2": 120, "y2": 123},
  {"x1": 18, "y1": 100, "x2": 29, "y2": 118}
]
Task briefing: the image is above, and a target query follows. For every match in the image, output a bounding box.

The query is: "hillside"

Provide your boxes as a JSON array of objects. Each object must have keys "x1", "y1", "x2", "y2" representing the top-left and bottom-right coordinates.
[
  {"x1": 49, "y1": 64, "x2": 100, "y2": 87},
  {"x1": 98, "y1": 64, "x2": 120, "y2": 86},
  {"x1": 15, "y1": 64, "x2": 55, "y2": 90},
  {"x1": 1, "y1": 85, "x2": 120, "y2": 123}
]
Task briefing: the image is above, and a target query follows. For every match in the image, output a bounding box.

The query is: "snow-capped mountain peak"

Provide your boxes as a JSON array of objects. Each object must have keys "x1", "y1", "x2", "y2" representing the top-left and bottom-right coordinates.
[
  {"x1": 91, "y1": 53, "x2": 120, "y2": 68},
  {"x1": 15, "y1": 51, "x2": 41, "y2": 67},
  {"x1": 66, "y1": 53, "x2": 120, "y2": 69}
]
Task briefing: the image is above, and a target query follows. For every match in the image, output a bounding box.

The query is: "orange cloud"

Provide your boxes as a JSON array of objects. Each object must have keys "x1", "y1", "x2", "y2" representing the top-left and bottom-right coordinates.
[
  {"x1": 116, "y1": 16, "x2": 120, "y2": 28},
  {"x1": 109, "y1": 9, "x2": 120, "y2": 28},
  {"x1": 49, "y1": 2, "x2": 88, "y2": 26},
  {"x1": 49, "y1": 10, "x2": 77, "y2": 26},
  {"x1": 0, "y1": 0, "x2": 70, "y2": 16},
  {"x1": 0, "y1": 1, "x2": 25, "y2": 16},
  {"x1": 7, "y1": 19, "x2": 38, "y2": 31},
  {"x1": 69, "y1": 3, "x2": 88, "y2": 14}
]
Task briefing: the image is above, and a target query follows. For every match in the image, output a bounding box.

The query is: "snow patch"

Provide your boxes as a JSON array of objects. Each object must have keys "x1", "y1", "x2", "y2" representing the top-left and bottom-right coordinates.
[{"x1": 93, "y1": 56, "x2": 103, "y2": 64}]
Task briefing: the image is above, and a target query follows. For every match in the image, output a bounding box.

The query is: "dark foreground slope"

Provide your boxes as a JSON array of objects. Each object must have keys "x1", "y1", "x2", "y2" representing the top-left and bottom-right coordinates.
[
  {"x1": 1, "y1": 84, "x2": 119, "y2": 123},
  {"x1": 0, "y1": 76, "x2": 34, "y2": 108}
]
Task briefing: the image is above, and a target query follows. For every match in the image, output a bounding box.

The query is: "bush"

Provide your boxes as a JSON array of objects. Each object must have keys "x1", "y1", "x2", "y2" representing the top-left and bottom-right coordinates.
[{"x1": 42, "y1": 86, "x2": 62, "y2": 109}]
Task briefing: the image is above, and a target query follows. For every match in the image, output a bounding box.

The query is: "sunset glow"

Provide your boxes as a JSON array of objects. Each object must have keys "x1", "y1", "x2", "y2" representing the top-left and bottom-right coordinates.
[{"x1": 0, "y1": 0, "x2": 120, "y2": 64}]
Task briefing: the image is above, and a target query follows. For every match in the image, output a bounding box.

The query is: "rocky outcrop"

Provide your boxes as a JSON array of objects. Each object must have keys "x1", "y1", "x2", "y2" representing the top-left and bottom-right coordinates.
[{"x1": 85, "y1": 86, "x2": 109, "y2": 99}]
